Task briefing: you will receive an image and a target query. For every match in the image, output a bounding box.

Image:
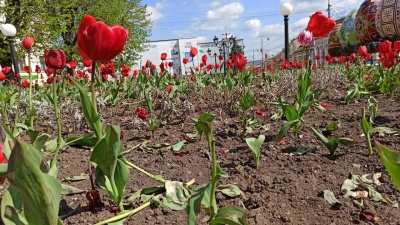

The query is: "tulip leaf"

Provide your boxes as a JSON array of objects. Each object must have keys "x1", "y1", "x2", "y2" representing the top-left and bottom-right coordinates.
[
  {"x1": 7, "y1": 139, "x2": 61, "y2": 225},
  {"x1": 66, "y1": 132, "x2": 96, "y2": 147},
  {"x1": 245, "y1": 135, "x2": 265, "y2": 168},
  {"x1": 374, "y1": 140, "x2": 400, "y2": 191},
  {"x1": 70, "y1": 77, "x2": 103, "y2": 140},
  {"x1": 239, "y1": 91, "x2": 254, "y2": 111},
  {"x1": 216, "y1": 184, "x2": 245, "y2": 198},
  {"x1": 1, "y1": 185, "x2": 28, "y2": 225},
  {"x1": 172, "y1": 140, "x2": 186, "y2": 152},
  {"x1": 187, "y1": 183, "x2": 209, "y2": 225},
  {"x1": 275, "y1": 119, "x2": 300, "y2": 142},
  {"x1": 91, "y1": 125, "x2": 129, "y2": 205},
  {"x1": 210, "y1": 206, "x2": 249, "y2": 225}
]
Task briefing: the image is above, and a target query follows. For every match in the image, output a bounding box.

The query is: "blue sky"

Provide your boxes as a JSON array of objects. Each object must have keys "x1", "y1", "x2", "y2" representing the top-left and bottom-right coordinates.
[{"x1": 142, "y1": 0, "x2": 362, "y2": 60}]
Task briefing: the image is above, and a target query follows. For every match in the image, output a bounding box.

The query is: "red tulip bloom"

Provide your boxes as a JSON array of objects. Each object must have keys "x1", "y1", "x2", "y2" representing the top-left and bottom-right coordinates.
[
  {"x1": 182, "y1": 57, "x2": 189, "y2": 64},
  {"x1": 339, "y1": 56, "x2": 346, "y2": 63},
  {"x1": 136, "y1": 107, "x2": 147, "y2": 119},
  {"x1": 166, "y1": 85, "x2": 173, "y2": 93},
  {"x1": 345, "y1": 61, "x2": 351, "y2": 68},
  {"x1": 47, "y1": 76, "x2": 53, "y2": 84},
  {"x1": 379, "y1": 40, "x2": 392, "y2": 54},
  {"x1": 121, "y1": 67, "x2": 131, "y2": 77},
  {"x1": 35, "y1": 65, "x2": 41, "y2": 73},
  {"x1": 168, "y1": 62, "x2": 174, "y2": 67},
  {"x1": 325, "y1": 55, "x2": 331, "y2": 62},
  {"x1": 218, "y1": 55, "x2": 224, "y2": 60},
  {"x1": 83, "y1": 59, "x2": 93, "y2": 67},
  {"x1": 190, "y1": 76, "x2": 195, "y2": 82},
  {"x1": 21, "y1": 79, "x2": 29, "y2": 88},
  {"x1": 394, "y1": 41, "x2": 400, "y2": 53},
  {"x1": 215, "y1": 63, "x2": 220, "y2": 69},
  {"x1": 357, "y1": 45, "x2": 367, "y2": 58},
  {"x1": 45, "y1": 49, "x2": 67, "y2": 70},
  {"x1": 315, "y1": 54, "x2": 321, "y2": 60},
  {"x1": 349, "y1": 53, "x2": 356, "y2": 62},
  {"x1": 65, "y1": 73, "x2": 70, "y2": 79},
  {"x1": 307, "y1": 12, "x2": 335, "y2": 38},
  {"x1": 0, "y1": 142, "x2": 7, "y2": 163},
  {"x1": 2, "y1": 66, "x2": 11, "y2": 74},
  {"x1": 14, "y1": 73, "x2": 20, "y2": 79},
  {"x1": 190, "y1": 47, "x2": 198, "y2": 57},
  {"x1": 0, "y1": 72, "x2": 5, "y2": 82},
  {"x1": 234, "y1": 54, "x2": 247, "y2": 71},
  {"x1": 151, "y1": 64, "x2": 157, "y2": 71},
  {"x1": 67, "y1": 60, "x2": 77, "y2": 69},
  {"x1": 265, "y1": 53, "x2": 268, "y2": 59},
  {"x1": 23, "y1": 66, "x2": 30, "y2": 73},
  {"x1": 78, "y1": 15, "x2": 129, "y2": 62},
  {"x1": 202, "y1": 55, "x2": 207, "y2": 63},
  {"x1": 22, "y1": 36, "x2": 34, "y2": 51},
  {"x1": 160, "y1": 53, "x2": 167, "y2": 60},
  {"x1": 146, "y1": 60, "x2": 152, "y2": 67}
]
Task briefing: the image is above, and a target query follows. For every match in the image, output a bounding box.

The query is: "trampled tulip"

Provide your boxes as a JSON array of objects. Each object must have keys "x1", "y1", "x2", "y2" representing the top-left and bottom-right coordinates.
[
  {"x1": 78, "y1": 15, "x2": 129, "y2": 62},
  {"x1": 45, "y1": 50, "x2": 67, "y2": 70},
  {"x1": 22, "y1": 36, "x2": 34, "y2": 51},
  {"x1": 307, "y1": 12, "x2": 335, "y2": 38}
]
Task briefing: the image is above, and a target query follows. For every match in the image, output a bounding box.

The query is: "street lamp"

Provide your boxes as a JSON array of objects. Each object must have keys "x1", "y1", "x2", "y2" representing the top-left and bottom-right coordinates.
[
  {"x1": 207, "y1": 48, "x2": 218, "y2": 74},
  {"x1": 1, "y1": 24, "x2": 20, "y2": 83},
  {"x1": 280, "y1": 3, "x2": 293, "y2": 61},
  {"x1": 213, "y1": 34, "x2": 235, "y2": 76}
]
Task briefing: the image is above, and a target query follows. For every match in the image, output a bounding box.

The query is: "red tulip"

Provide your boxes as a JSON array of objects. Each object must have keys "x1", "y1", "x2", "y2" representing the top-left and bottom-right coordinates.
[
  {"x1": 349, "y1": 53, "x2": 356, "y2": 62},
  {"x1": 168, "y1": 62, "x2": 174, "y2": 67},
  {"x1": 218, "y1": 55, "x2": 224, "y2": 60},
  {"x1": 315, "y1": 55, "x2": 321, "y2": 60},
  {"x1": 2, "y1": 66, "x2": 11, "y2": 74},
  {"x1": 67, "y1": 60, "x2": 77, "y2": 69},
  {"x1": 325, "y1": 55, "x2": 331, "y2": 62},
  {"x1": 378, "y1": 40, "x2": 392, "y2": 54},
  {"x1": 234, "y1": 54, "x2": 247, "y2": 71},
  {"x1": 183, "y1": 57, "x2": 189, "y2": 64},
  {"x1": 45, "y1": 49, "x2": 67, "y2": 70},
  {"x1": 21, "y1": 79, "x2": 29, "y2": 88},
  {"x1": 23, "y1": 66, "x2": 30, "y2": 73},
  {"x1": 307, "y1": 12, "x2": 335, "y2": 38},
  {"x1": 35, "y1": 65, "x2": 41, "y2": 73},
  {"x1": 357, "y1": 45, "x2": 367, "y2": 58},
  {"x1": 0, "y1": 142, "x2": 7, "y2": 163},
  {"x1": 202, "y1": 55, "x2": 207, "y2": 63},
  {"x1": 256, "y1": 109, "x2": 265, "y2": 116},
  {"x1": 166, "y1": 85, "x2": 173, "y2": 93},
  {"x1": 160, "y1": 53, "x2": 167, "y2": 60},
  {"x1": 22, "y1": 36, "x2": 34, "y2": 51},
  {"x1": 339, "y1": 56, "x2": 346, "y2": 63},
  {"x1": 0, "y1": 72, "x2": 5, "y2": 82},
  {"x1": 394, "y1": 41, "x2": 400, "y2": 53},
  {"x1": 190, "y1": 47, "x2": 198, "y2": 57},
  {"x1": 136, "y1": 107, "x2": 147, "y2": 119},
  {"x1": 83, "y1": 59, "x2": 93, "y2": 67},
  {"x1": 78, "y1": 15, "x2": 129, "y2": 62}
]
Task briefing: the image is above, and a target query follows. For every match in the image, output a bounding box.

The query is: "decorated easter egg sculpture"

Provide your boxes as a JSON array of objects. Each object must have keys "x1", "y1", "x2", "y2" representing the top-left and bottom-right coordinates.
[
  {"x1": 328, "y1": 19, "x2": 344, "y2": 56},
  {"x1": 375, "y1": 0, "x2": 400, "y2": 39},
  {"x1": 339, "y1": 9, "x2": 359, "y2": 47},
  {"x1": 355, "y1": 0, "x2": 382, "y2": 43}
]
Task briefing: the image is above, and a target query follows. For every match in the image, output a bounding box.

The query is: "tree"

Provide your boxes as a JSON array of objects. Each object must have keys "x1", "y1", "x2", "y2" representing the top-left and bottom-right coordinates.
[
  {"x1": 0, "y1": 0, "x2": 152, "y2": 67},
  {"x1": 230, "y1": 38, "x2": 244, "y2": 57}
]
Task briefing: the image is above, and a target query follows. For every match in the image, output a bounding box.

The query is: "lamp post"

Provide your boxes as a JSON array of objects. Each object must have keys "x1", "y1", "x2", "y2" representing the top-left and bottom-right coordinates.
[
  {"x1": 213, "y1": 34, "x2": 235, "y2": 76},
  {"x1": 280, "y1": 3, "x2": 293, "y2": 61},
  {"x1": 1, "y1": 24, "x2": 19, "y2": 83},
  {"x1": 260, "y1": 36, "x2": 269, "y2": 70},
  {"x1": 207, "y1": 48, "x2": 218, "y2": 74}
]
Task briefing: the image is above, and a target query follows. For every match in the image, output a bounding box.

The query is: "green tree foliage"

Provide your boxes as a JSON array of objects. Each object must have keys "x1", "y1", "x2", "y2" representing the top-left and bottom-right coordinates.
[
  {"x1": 230, "y1": 38, "x2": 244, "y2": 56},
  {"x1": 0, "y1": 0, "x2": 152, "y2": 65}
]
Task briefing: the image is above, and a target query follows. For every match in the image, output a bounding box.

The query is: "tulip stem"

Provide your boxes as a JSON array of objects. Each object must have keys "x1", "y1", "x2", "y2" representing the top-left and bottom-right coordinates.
[
  {"x1": 50, "y1": 71, "x2": 63, "y2": 174},
  {"x1": 91, "y1": 61, "x2": 98, "y2": 114},
  {"x1": 28, "y1": 51, "x2": 34, "y2": 130}
]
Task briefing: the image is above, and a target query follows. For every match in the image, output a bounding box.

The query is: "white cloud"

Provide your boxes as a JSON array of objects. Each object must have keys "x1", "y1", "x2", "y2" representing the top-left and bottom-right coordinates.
[
  {"x1": 146, "y1": 0, "x2": 169, "y2": 23},
  {"x1": 210, "y1": 1, "x2": 221, "y2": 7},
  {"x1": 279, "y1": 0, "x2": 360, "y2": 18},
  {"x1": 244, "y1": 19, "x2": 262, "y2": 38},
  {"x1": 197, "y1": 2, "x2": 244, "y2": 31},
  {"x1": 196, "y1": 36, "x2": 208, "y2": 43}
]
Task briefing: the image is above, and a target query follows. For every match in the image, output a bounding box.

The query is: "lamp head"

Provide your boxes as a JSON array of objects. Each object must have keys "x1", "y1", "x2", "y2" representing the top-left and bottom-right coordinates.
[
  {"x1": 1, "y1": 24, "x2": 16, "y2": 37},
  {"x1": 213, "y1": 36, "x2": 218, "y2": 45},
  {"x1": 229, "y1": 35, "x2": 235, "y2": 45},
  {"x1": 219, "y1": 48, "x2": 223, "y2": 54},
  {"x1": 207, "y1": 48, "x2": 212, "y2": 56},
  {"x1": 280, "y1": 3, "x2": 293, "y2": 16}
]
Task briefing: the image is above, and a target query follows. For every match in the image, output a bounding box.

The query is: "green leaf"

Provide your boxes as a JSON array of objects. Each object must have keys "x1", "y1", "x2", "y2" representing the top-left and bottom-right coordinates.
[
  {"x1": 32, "y1": 134, "x2": 50, "y2": 151},
  {"x1": 374, "y1": 140, "x2": 400, "y2": 191},
  {"x1": 187, "y1": 184, "x2": 208, "y2": 225},
  {"x1": 1, "y1": 186, "x2": 28, "y2": 225},
  {"x1": 371, "y1": 127, "x2": 400, "y2": 136},
  {"x1": 70, "y1": 77, "x2": 103, "y2": 140},
  {"x1": 275, "y1": 119, "x2": 299, "y2": 142},
  {"x1": 198, "y1": 113, "x2": 216, "y2": 123},
  {"x1": 61, "y1": 173, "x2": 89, "y2": 182},
  {"x1": 66, "y1": 133, "x2": 96, "y2": 147},
  {"x1": 337, "y1": 138, "x2": 355, "y2": 147},
  {"x1": 309, "y1": 127, "x2": 330, "y2": 148},
  {"x1": 216, "y1": 184, "x2": 245, "y2": 198},
  {"x1": 164, "y1": 180, "x2": 190, "y2": 205},
  {"x1": 44, "y1": 138, "x2": 66, "y2": 153},
  {"x1": 293, "y1": 146, "x2": 316, "y2": 156},
  {"x1": 172, "y1": 140, "x2": 186, "y2": 152},
  {"x1": 225, "y1": 77, "x2": 233, "y2": 91},
  {"x1": 61, "y1": 184, "x2": 85, "y2": 195},
  {"x1": 361, "y1": 116, "x2": 372, "y2": 134},
  {"x1": 283, "y1": 105, "x2": 298, "y2": 122},
  {"x1": 245, "y1": 135, "x2": 265, "y2": 168},
  {"x1": 326, "y1": 120, "x2": 341, "y2": 131},
  {"x1": 323, "y1": 190, "x2": 342, "y2": 209},
  {"x1": 210, "y1": 206, "x2": 248, "y2": 225},
  {"x1": 7, "y1": 139, "x2": 61, "y2": 225},
  {"x1": 239, "y1": 91, "x2": 254, "y2": 111}
]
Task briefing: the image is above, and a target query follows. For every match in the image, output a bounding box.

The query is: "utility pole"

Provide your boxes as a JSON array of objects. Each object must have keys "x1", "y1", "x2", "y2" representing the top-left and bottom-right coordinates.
[{"x1": 327, "y1": 0, "x2": 331, "y2": 18}]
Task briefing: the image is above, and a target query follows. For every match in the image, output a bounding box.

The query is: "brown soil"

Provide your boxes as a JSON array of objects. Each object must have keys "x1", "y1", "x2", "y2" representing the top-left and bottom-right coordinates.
[{"x1": 1, "y1": 80, "x2": 400, "y2": 225}]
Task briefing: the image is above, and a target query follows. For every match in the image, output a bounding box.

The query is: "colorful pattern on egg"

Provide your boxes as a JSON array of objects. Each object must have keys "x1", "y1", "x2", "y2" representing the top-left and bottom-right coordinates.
[
  {"x1": 340, "y1": 9, "x2": 359, "y2": 46},
  {"x1": 375, "y1": 0, "x2": 400, "y2": 39},
  {"x1": 355, "y1": 0, "x2": 382, "y2": 43}
]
